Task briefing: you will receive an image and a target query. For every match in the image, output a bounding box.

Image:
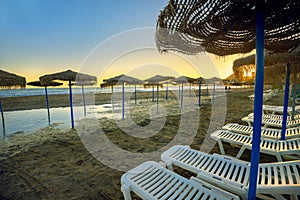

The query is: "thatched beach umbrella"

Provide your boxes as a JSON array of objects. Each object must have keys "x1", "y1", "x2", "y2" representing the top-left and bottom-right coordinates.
[
  {"x1": 156, "y1": 0, "x2": 300, "y2": 197},
  {"x1": 0, "y1": 69, "x2": 26, "y2": 136},
  {"x1": 173, "y1": 76, "x2": 195, "y2": 108},
  {"x1": 144, "y1": 75, "x2": 174, "y2": 111},
  {"x1": 0, "y1": 69, "x2": 26, "y2": 89},
  {"x1": 101, "y1": 74, "x2": 143, "y2": 119},
  {"x1": 40, "y1": 70, "x2": 97, "y2": 128},
  {"x1": 27, "y1": 81, "x2": 63, "y2": 125}
]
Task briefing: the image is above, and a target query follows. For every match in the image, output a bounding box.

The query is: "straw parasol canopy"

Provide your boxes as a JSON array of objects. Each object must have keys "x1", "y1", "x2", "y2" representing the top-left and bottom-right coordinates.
[
  {"x1": 27, "y1": 81, "x2": 63, "y2": 87},
  {"x1": 40, "y1": 69, "x2": 97, "y2": 85},
  {"x1": 101, "y1": 74, "x2": 143, "y2": 87},
  {"x1": 156, "y1": 0, "x2": 300, "y2": 56},
  {"x1": 0, "y1": 69, "x2": 26, "y2": 89},
  {"x1": 173, "y1": 76, "x2": 195, "y2": 84},
  {"x1": 144, "y1": 75, "x2": 175, "y2": 85},
  {"x1": 39, "y1": 69, "x2": 97, "y2": 128}
]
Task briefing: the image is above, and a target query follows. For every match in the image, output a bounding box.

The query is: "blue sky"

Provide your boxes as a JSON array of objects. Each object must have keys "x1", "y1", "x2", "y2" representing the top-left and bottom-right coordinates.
[{"x1": 0, "y1": 0, "x2": 238, "y2": 83}]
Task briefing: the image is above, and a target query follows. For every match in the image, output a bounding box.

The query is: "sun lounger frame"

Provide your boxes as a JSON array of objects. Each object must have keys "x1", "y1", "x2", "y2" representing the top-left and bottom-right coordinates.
[
  {"x1": 161, "y1": 145, "x2": 300, "y2": 199},
  {"x1": 211, "y1": 130, "x2": 300, "y2": 161},
  {"x1": 223, "y1": 123, "x2": 300, "y2": 140},
  {"x1": 121, "y1": 160, "x2": 240, "y2": 200}
]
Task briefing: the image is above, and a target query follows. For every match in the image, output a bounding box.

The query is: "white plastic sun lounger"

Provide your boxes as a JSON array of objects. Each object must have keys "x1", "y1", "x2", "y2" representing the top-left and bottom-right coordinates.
[
  {"x1": 161, "y1": 145, "x2": 300, "y2": 199},
  {"x1": 242, "y1": 115, "x2": 300, "y2": 128},
  {"x1": 120, "y1": 160, "x2": 240, "y2": 200},
  {"x1": 223, "y1": 123, "x2": 300, "y2": 140},
  {"x1": 263, "y1": 104, "x2": 300, "y2": 115},
  {"x1": 161, "y1": 145, "x2": 249, "y2": 198},
  {"x1": 248, "y1": 112, "x2": 300, "y2": 120},
  {"x1": 210, "y1": 130, "x2": 300, "y2": 161}
]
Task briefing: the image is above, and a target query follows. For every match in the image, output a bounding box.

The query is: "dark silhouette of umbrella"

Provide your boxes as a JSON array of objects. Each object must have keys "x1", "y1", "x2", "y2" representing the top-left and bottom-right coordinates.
[
  {"x1": 0, "y1": 69, "x2": 26, "y2": 89},
  {"x1": 0, "y1": 69, "x2": 26, "y2": 136},
  {"x1": 101, "y1": 74, "x2": 143, "y2": 119},
  {"x1": 173, "y1": 76, "x2": 195, "y2": 108},
  {"x1": 144, "y1": 75, "x2": 174, "y2": 112},
  {"x1": 40, "y1": 70, "x2": 97, "y2": 128},
  {"x1": 27, "y1": 81, "x2": 63, "y2": 125},
  {"x1": 156, "y1": 0, "x2": 300, "y2": 197}
]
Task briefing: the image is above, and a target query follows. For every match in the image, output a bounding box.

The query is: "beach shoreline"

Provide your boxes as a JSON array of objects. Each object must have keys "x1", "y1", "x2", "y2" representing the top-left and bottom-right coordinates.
[{"x1": 1, "y1": 88, "x2": 288, "y2": 199}]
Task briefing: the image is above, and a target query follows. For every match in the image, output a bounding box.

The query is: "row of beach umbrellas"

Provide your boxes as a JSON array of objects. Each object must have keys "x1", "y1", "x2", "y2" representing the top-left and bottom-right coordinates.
[
  {"x1": 0, "y1": 69, "x2": 215, "y2": 134},
  {"x1": 100, "y1": 74, "x2": 209, "y2": 119},
  {"x1": 0, "y1": 69, "x2": 97, "y2": 134}
]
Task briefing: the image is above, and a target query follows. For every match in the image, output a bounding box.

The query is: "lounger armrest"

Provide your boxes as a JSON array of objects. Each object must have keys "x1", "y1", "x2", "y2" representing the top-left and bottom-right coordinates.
[
  {"x1": 190, "y1": 177, "x2": 240, "y2": 200},
  {"x1": 160, "y1": 145, "x2": 190, "y2": 165},
  {"x1": 210, "y1": 130, "x2": 223, "y2": 141},
  {"x1": 197, "y1": 169, "x2": 247, "y2": 199}
]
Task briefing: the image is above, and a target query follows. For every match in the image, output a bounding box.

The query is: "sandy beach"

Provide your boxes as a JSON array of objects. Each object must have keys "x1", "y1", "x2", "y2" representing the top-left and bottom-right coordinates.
[{"x1": 0, "y1": 88, "x2": 287, "y2": 199}]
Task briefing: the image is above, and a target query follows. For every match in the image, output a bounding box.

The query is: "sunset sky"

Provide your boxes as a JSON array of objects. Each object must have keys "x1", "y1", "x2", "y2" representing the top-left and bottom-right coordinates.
[{"x1": 0, "y1": 0, "x2": 253, "y2": 85}]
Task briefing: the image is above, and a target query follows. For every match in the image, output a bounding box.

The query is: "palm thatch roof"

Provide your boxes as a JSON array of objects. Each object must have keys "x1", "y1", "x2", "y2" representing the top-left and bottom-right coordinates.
[
  {"x1": 173, "y1": 76, "x2": 195, "y2": 84},
  {"x1": 27, "y1": 81, "x2": 63, "y2": 87},
  {"x1": 0, "y1": 69, "x2": 26, "y2": 89},
  {"x1": 40, "y1": 69, "x2": 97, "y2": 85},
  {"x1": 233, "y1": 50, "x2": 300, "y2": 81},
  {"x1": 101, "y1": 74, "x2": 143, "y2": 88},
  {"x1": 156, "y1": 0, "x2": 300, "y2": 56}
]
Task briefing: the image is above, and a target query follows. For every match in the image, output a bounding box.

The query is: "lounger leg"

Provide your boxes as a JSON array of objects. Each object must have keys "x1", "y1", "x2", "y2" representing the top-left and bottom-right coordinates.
[
  {"x1": 217, "y1": 140, "x2": 226, "y2": 155},
  {"x1": 276, "y1": 154, "x2": 282, "y2": 162},
  {"x1": 236, "y1": 146, "x2": 246, "y2": 159},
  {"x1": 121, "y1": 185, "x2": 132, "y2": 200}
]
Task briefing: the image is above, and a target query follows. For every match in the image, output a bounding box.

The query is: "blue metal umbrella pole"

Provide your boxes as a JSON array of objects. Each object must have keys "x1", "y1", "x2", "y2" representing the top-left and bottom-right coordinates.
[
  {"x1": 206, "y1": 85, "x2": 209, "y2": 96},
  {"x1": 122, "y1": 81, "x2": 125, "y2": 119},
  {"x1": 178, "y1": 85, "x2": 181, "y2": 99},
  {"x1": 181, "y1": 82, "x2": 184, "y2": 109},
  {"x1": 0, "y1": 100, "x2": 5, "y2": 136},
  {"x1": 248, "y1": 2, "x2": 265, "y2": 199},
  {"x1": 152, "y1": 85, "x2": 154, "y2": 102},
  {"x1": 166, "y1": 83, "x2": 168, "y2": 101},
  {"x1": 212, "y1": 82, "x2": 215, "y2": 104},
  {"x1": 82, "y1": 85, "x2": 87, "y2": 117},
  {"x1": 111, "y1": 85, "x2": 114, "y2": 111},
  {"x1": 157, "y1": 84, "x2": 159, "y2": 113},
  {"x1": 134, "y1": 85, "x2": 137, "y2": 104},
  {"x1": 281, "y1": 63, "x2": 291, "y2": 140},
  {"x1": 198, "y1": 81, "x2": 201, "y2": 107},
  {"x1": 68, "y1": 80, "x2": 75, "y2": 129},
  {"x1": 189, "y1": 83, "x2": 192, "y2": 98},
  {"x1": 44, "y1": 86, "x2": 51, "y2": 125}
]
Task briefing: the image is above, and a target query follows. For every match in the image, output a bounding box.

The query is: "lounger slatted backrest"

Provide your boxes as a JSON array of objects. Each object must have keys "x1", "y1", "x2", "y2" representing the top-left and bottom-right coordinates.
[
  {"x1": 263, "y1": 105, "x2": 300, "y2": 115},
  {"x1": 223, "y1": 123, "x2": 300, "y2": 139},
  {"x1": 160, "y1": 145, "x2": 300, "y2": 199},
  {"x1": 242, "y1": 116, "x2": 300, "y2": 128},
  {"x1": 257, "y1": 161, "x2": 300, "y2": 196},
  {"x1": 211, "y1": 130, "x2": 300, "y2": 161},
  {"x1": 248, "y1": 113, "x2": 300, "y2": 120},
  {"x1": 121, "y1": 161, "x2": 240, "y2": 200}
]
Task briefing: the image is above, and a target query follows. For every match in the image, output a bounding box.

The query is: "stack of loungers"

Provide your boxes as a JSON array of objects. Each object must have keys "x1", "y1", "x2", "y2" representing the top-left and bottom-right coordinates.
[{"x1": 120, "y1": 105, "x2": 300, "y2": 199}]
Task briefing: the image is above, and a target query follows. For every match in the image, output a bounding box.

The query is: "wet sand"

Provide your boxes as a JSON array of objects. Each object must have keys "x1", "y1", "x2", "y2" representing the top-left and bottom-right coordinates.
[{"x1": 0, "y1": 88, "x2": 288, "y2": 199}]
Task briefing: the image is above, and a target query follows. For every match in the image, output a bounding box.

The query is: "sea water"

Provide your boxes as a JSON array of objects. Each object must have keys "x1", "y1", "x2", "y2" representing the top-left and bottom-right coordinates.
[
  {"x1": 0, "y1": 84, "x2": 250, "y2": 137},
  {"x1": 0, "y1": 104, "x2": 123, "y2": 137}
]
